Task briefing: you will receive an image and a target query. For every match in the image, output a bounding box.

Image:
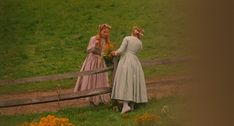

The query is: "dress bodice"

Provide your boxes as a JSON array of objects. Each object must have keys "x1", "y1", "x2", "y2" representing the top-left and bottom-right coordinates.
[{"x1": 116, "y1": 36, "x2": 142, "y2": 55}]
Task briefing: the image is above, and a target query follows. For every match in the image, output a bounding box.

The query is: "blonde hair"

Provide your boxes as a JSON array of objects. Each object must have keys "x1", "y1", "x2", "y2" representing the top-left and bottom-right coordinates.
[
  {"x1": 96, "y1": 24, "x2": 111, "y2": 48},
  {"x1": 132, "y1": 26, "x2": 144, "y2": 38}
]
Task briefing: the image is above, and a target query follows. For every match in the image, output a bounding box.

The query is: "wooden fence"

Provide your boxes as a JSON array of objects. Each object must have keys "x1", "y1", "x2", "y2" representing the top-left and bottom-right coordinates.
[
  {"x1": 0, "y1": 57, "x2": 191, "y2": 108},
  {"x1": 0, "y1": 77, "x2": 191, "y2": 108},
  {"x1": 0, "y1": 57, "x2": 190, "y2": 85}
]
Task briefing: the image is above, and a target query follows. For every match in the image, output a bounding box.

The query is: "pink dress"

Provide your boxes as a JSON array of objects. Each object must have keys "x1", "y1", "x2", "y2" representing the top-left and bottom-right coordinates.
[{"x1": 74, "y1": 36, "x2": 110, "y2": 105}]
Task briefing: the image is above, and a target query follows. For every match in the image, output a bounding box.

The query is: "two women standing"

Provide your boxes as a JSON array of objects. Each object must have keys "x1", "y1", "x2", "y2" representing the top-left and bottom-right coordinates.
[{"x1": 74, "y1": 24, "x2": 148, "y2": 114}]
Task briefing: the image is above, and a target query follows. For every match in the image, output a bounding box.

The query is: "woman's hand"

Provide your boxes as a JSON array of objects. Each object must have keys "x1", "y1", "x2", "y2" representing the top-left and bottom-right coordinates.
[{"x1": 111, "y1": 51, "x2": 116, "y2": 56}]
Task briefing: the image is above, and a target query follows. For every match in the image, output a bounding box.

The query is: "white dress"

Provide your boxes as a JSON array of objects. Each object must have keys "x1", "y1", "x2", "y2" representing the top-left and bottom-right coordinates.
[{"x1": 111, "y1": 36, "x2": 148, "y2": 103}]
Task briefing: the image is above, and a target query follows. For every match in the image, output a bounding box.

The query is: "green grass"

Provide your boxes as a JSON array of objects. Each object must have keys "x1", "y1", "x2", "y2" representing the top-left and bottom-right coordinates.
[
  {"x1": 0, "y1": 78, "x2": 75, "y2": 95},
  {"x1": 0, "y1": 64, "x2": 186, "y2": 95},
  {"x1": 144, "y1": 64, "x2": 187, "y2": 79},
  {"x1": 0, "y1": 96, "x2": 189, "y2": 126},
  {"x1": 0, "y1": 0, "x2": 187, "y2": 80}
]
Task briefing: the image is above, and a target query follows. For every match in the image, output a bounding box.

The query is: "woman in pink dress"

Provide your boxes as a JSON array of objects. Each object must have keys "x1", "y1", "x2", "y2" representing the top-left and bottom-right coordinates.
[{"x1": 74, "y1": 24, "x2": 111, "y2": 105}]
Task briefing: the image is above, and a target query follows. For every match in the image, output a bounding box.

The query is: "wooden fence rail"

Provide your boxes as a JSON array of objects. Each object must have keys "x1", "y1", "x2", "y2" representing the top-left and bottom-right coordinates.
[
  {"x1": 0, "y1": 87, "x2": 111, "y2": 108},
  {"x1": 0, "y1": 57, "x2": 190, "y2": 85},
  {"x1": 0, "y1": 77, "x2": 191, "y2": 108}
]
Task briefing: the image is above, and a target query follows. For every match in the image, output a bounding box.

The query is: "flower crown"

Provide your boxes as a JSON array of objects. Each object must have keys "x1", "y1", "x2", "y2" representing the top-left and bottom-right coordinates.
[
  {"x1": 98, "y1": 24, "x2": 111, "y2": 31},
  {"x1": 133, "y1": 26, "x2": 144, "y2": 36}
]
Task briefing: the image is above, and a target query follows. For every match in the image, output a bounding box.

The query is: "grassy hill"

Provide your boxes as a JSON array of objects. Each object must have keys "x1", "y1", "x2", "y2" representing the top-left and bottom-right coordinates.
[{"x1": 0, "y1": 0, "x2": 187, "y2": 80}]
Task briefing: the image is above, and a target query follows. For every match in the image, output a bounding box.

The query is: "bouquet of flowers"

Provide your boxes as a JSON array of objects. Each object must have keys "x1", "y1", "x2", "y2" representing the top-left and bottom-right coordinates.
[{"x1": 102, "y1": 43, "x2": 115, "y2": 66}]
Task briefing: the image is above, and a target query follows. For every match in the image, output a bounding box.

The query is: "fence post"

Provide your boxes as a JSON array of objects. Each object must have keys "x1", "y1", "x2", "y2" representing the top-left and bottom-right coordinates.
[{"x1": 112, "y1": 56, "x2": 119, "y2": 84}]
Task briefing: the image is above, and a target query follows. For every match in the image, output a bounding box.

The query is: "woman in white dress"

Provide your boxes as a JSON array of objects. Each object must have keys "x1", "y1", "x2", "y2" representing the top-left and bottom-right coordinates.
[{"x1": 111, "y1": 26, "x2": 148, "y2": 114}]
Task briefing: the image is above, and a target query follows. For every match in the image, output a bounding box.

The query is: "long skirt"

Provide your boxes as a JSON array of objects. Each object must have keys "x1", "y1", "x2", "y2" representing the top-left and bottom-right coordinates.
[
  {"x1": 111, "y1": 53, "x2": 148, "y2": 103},
  {"x1": 74, "y1": 53, "x2": 110, "y2": 105}
]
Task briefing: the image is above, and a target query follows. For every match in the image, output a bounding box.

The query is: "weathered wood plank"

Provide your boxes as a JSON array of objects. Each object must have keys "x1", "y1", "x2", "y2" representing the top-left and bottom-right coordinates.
[
  {"x1": 0, "y1": 87, "x2": 111, "y2": 108},
  {"x1": 0, "y1": 67, "x2": 113, "y2": 85},
  {"x1": 0, "y1": 77, "x2": 191, "y2": 108},
  {"x1": 0, "y1": 57, "x2": 191, "y2": 85}
]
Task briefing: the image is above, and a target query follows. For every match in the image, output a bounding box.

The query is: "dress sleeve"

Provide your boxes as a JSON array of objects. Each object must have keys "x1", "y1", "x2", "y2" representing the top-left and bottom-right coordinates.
[
  {"x1": 87, "y1": 37, "x2": 96, "y2": 52},
  {"x1": 116, "y1": 37, "x2": 128, "y2": 55}
]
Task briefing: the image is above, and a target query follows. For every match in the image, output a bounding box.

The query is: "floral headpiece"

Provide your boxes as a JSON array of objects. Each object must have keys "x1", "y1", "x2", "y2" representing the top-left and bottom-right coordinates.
[
  {"x1": 133, "y1": 26, "x2": 144, "y2": 36},
  {"x1": 98, "y1": 24, "x2": 111, "y2": 31}
]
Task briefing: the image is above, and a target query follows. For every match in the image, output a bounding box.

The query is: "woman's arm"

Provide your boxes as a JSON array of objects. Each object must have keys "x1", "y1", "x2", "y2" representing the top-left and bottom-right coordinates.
[
  {"x1": 87, "y1": 37, "x2": 96, "y2": 52},
  {"x1": 112, "y1": 37, "x2": 128, "y2": 56},
  {"x1": 87, "y1": 37, "x2": 102, "y2": 55}
]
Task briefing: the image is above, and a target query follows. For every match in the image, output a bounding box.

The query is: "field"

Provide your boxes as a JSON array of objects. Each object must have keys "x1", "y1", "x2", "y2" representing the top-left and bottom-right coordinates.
[
  {"x1": 0, "y1": 0, "x2": 187, "y2": 94},
  {"x1": 0, "y1": 1, "x2": 188, "y2": 125},
  {"x1": 0, "y1": 0, "x2": 187, "y2": 79}
]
